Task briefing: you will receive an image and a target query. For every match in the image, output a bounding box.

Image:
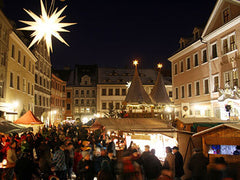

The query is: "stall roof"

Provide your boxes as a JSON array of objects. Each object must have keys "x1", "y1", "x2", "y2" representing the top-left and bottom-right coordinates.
[
  {"x1": 192, "y1": 123, "x2": 240, "y2": 137},
  {"x1": 0, "y1": 118, "x2": 32, "y2": 134},
  {"x1": 14, "y1": 111, "x2": 43, "y2": 125},
  {"x1": 178, "y1": 117, "x2": 238, "y2": 124},
  {"x1": 93, "y1": 118, "x2": 174, "y2": 131}
]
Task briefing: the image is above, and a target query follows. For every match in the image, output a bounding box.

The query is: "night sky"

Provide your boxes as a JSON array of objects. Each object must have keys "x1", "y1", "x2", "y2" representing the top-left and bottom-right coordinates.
[{"x1": 3, "y1": 0, "x2": 217, "y2": 70}]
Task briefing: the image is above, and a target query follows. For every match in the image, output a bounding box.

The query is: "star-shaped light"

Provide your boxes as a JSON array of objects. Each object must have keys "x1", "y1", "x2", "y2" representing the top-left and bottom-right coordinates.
[
  {"x1": 133, "y1": 60, "x2": 139, "y2": 66},
  {"x1": 18, "y1": 0, "x2": 76, "y2": 54}
]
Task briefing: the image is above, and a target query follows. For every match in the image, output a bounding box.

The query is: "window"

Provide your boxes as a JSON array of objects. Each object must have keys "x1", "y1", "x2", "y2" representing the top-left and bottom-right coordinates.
[
  {"x1": 39, "y1": 76, "x2": 42, "y2": 85},
  {"x1": 174, "y1": 63, "x2": 178, "y2": 75},
  {"x1": 17, "y1": 76, "x2": 20, "y2": 90},
  {"x1": 102, "y1": 89, "x2": 106, "y2": 96},
  {"x1": 175, "y1": 87, "x2": 179, "y2": 99},
  {"x1": 23, "y1": 56, "x2": 26, "y2": 67},
  {"x1": 75, "y1": 107, "x2": 79, "y2": 114},
  {"x1": 188, "y1": 84, "x2": 192, "y2": 97},
  {"x1": 62, "y1": 100, "x2": 65, "y2": 107},
  {"x1": 116, "y1": 103, "x2": 120, "y2": 109},
  {"x1": 122, "y1": 89, "x2": 126, "y2": 95},
  {"x1": 169, "y1": 91, "x2": 172, "y2": 98},
  {"x1": 224, "y1": 72, "x2": 231, "y2": 85},
  {"x1": 102, "y1": 103, "x2": 106, "y2": 110},
  {"x1": 213, "y1": 76, "x2": 219, "y2": 92},
  {"x1": 181, "y1": 85, "x2": 185, "y2": 98},
  {"x1": 10, "y1": 72, "x2": 13, "y2": 88},
  {"x1": 75, "y1": 99, "x2": 79, "y2": 105},
  {"x1": 67, "y1": 104, "x2": 71, "y2": 110},
  {"x1": 86, "y1": 99, "x2": 90, "y2": 106},
  {"x1": 194, "y1": 53, "x2": 199, "y2": 67},
  {"x1": 92, "y1": 99, "x2": 95, "y2": 106},
  {"x1": 202, "y1": 49, "x2": 207, "y2": 63},
  {"x1": 109, "y1": 89, "x2": 113, "y2": 95},
  {"x1": 81, "y1": 99, "x2": 84, "y2": 105},
  {"x1": 11, "y1": 44, "x2": 15, "y2": 58},
  {"x1": 223, "y1": 8, "x2": 230, "y2": 24},
  {"x1": 195, "y1": 81, "x2": 200, "y2": 96},
  {"x1": 223, "y1": 38, "x2": 228, "y2": 54},
  {"x1": 212, "y1": 43, "x2": 218, "y2": 59},
  {"x1": 230, "y1": 35, "x2": 236, "y2": 51},
  {"x1": 86, "y1": 90, "x2": 89, "y2": 96},
  {"x1": 115, "y1": 89, "x2": 120, "y2": 95},
  {"x1": 109, "y1": 102, "x2": 113, "y2": 109},
  {"x1": 92, "y1": 90, "x2": 95, "y2": 97},
  {"x1": 28, "y1": 82, "x2": 30, "y2": 94},
  {"x1": 35, "y1": 94, "x2": 37, "y2": 105},
  {"x1": 81, "y1": 90, "x2": 84, "y2": 96},
  {"x1": 233, "y1": 70, "x2": 238, "y2": 87},
  {"x1": 31, "y1": 84, "x2": 33, "y2": 95},
  {"x1": 39, "y1": 95, "x2": 42, "y2": 106},
  {"x1": 18, "y1": 51, "x2": 21, "y2": 63},
  {"x1": 75, "y1": 90, "x2": 79, "y2": 96},
  {"x1": 204, "y1": 79, "x2": 209, "y2": 94},
  {"x1": 186, "y1": 58, "x2": 191, "y2": 70},
  {"x1": 23, "y1": 78, "x2": 26, "y2": 92},
  {"x1": 67, "y1": 92, "x2": 71, "y2": 98},
  {"x1": 180, "y1": 61, "x2": 183, "y2": 73}
]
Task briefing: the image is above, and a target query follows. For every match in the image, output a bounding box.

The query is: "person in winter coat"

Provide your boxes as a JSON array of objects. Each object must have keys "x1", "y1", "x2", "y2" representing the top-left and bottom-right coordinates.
[
  {"x1": 77, "y1": 151, "x2": 94, "y2": 180},
  {"x1": 141, "y1": 145, "x2": 162, "y2": 180},
  {"x1": 97, "y1": 160, "x2": 114, "y2": 180},
  {"x1": 172, "y1": 146, "x2": 184, "y2": 180},
  {"x1": 163, "y1": 146, "x2": 175, "y2": 178},
  {"x1": 188, "y1": 148, "x2": 209, "y2": 180},
  {"x1": 14, "y1": 149, "x2": 34, "y2": 180}
]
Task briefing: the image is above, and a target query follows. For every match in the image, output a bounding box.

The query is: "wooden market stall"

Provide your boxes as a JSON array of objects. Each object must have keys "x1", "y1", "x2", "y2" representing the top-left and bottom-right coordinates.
[{"x1": 192, "y1": 123, "x2": 240, "y2": 165}]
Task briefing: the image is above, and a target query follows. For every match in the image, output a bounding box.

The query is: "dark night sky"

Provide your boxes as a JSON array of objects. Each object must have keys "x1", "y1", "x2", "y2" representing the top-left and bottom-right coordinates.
[{"x1": 3, "y1": 0, "x2": 217, "y2": 70}]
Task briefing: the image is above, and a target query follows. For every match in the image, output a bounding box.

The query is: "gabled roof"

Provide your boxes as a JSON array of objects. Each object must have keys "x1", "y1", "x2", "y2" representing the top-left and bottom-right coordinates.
[
  {"x1": 202, "y1": 0, "x2": 240, "y2": 37},
  {"x1": 124, "y1": 66, "x2": 153, "y2": 105},
  {"x1": 150, "y1": 70, "x2": 171, "y2": 104},
  {"x1": 14, "y1": 111, "x2": 43, "y2": 125},
  {"x1": 192, "y1": 123, "x2": 240, "y2": 137}
]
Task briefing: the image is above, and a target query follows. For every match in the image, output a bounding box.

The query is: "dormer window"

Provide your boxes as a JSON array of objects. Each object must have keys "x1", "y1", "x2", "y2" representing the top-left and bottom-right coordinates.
[
  {"x1": 223, "y1": 8, "x2": 230, "y2": 24},
  {"x1": 80, "y1": 75, "x2": 91, "y2": 86}
]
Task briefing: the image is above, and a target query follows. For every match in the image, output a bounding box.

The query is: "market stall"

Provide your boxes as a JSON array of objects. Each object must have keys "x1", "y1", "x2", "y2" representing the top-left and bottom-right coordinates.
[
  {"x1": 14, "y1": 110, "x2": 43, "y2": 133},
  {"x1": 0, "y1": 118, "x2": 32, "y2": 134}
]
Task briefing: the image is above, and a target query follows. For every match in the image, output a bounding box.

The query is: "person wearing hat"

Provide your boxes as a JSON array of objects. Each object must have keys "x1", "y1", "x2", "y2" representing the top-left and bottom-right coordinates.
[
  {"x1": 77, "y1": 151, "x2": 94, "y2": 180},
  {"x1": 172, "y1": 146, "x2": 184, "y2": 180}
]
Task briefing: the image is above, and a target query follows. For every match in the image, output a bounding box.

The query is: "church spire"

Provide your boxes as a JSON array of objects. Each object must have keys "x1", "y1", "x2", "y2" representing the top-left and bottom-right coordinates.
[
  {"x1": 124, "y1": 60, "x2": 152, "y2": 105},
  {"x1": 150, "y1": 63, "x2": 171, "y2": 104}
]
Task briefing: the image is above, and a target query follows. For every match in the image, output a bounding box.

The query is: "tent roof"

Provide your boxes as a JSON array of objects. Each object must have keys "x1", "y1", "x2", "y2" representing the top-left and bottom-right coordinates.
[
  {"x1": 193, "y1": 123, "x2": 240, "y2": 137},
  {"x1": 14, "y1": 111, "x2": 43, "y2": 125},
  {"x1": 92, "y1": 118, "x2": 174, "y2": 132},
  {"x1": 124, "y1": 66, "x2": 152, "y2": 105},
  {"x1": 150, "y1": 71, "x2": 171, "y2": 104},
  {"x1": 0, "y1": 118, "x2": 32, "y2": 134},
  {"x1": 177, "y1": 117, "x2": 238, "y2": 124}
]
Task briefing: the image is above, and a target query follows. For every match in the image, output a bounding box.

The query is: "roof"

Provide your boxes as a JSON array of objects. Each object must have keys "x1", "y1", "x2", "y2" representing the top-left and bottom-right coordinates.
[
  {"x1": 124, "y1": 66, "x2": 153, "y2": 104},
  {"x1": 177, "y1": 117, "x2": 239, "y2": 124},
  {"x1": 14, "y1": 111, "x2": 43, "y2": 125},
  {"x1": 92, "y1": 118, "x2": 173, "y2": 131},
  {"x1": 150, "y1": 71, "x2": 171, "y2": 104},
  {"x1": 0, "y1": 118, "x2": 32, "y2": 134},
  {"x1": 193, "y1": 123, "x2": 240, "y2": 137}
]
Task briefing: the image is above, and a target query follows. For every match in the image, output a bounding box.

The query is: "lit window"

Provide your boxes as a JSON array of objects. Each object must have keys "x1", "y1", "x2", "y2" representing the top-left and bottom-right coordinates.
[{"x1": 223, "y1": 8, "x2": 230, "y2": 24}]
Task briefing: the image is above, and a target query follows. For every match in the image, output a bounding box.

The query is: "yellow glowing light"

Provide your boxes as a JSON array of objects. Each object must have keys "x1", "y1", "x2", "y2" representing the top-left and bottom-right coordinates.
[
  {"x1": 157, "y1": 63, "x2": 163, "y2": 69},
  {"x1": 133, "y1": 60, "x2": 139, "y2": 66},
  {"x1": 18, "y1": 0, "x2": 76, "y2": 54}
]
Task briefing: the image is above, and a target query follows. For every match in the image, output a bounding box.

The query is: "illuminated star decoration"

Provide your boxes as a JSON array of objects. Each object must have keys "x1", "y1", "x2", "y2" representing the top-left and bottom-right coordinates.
[{"x1": 18, "y1": 0, "x2": 76, "y2": 54}]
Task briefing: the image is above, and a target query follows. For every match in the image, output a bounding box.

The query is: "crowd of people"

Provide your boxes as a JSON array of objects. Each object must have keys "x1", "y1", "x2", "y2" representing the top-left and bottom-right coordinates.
[{"x1": 0, "y1": 124, "x2": 238, "y2": 180}]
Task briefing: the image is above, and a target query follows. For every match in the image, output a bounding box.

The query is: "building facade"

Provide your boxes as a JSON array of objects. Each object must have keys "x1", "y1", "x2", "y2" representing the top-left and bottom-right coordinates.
[
  {"x1": 0, "y1": 10, "x2": 12, "y2": 117},
  {"x1": 50, "y1": 73, "x2": 66, "y2": 125},
  {"x1": 33, "y1": 41, "x2": 51, "y2": 123},
  {"x1": 5, "y1": 31, "x2": 37, "y2": 121},
  {"x1": 168, "y1": 0, "x2": 240, "y2": 120},
  {"x1": 97, "y1": 67, "x2": 172, "y2": 117}
]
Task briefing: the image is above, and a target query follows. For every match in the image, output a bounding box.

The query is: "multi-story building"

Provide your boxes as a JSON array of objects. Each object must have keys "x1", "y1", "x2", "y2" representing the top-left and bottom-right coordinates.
[
  {"x1": 168, "y1": 0, "x2": 240, "y2": 120},
  {"x1": 0, "y1": 10, "x2": 12, "y2": 117},
  {"x1": 33, "y1": 41, "x2": 51, "y2": 122},
  {"x1": 50, "y1": 73, "x2": 66, "y2": 125},
  {"x1": 5, "y1": 31, "x2": 37, "y2": 121},
  {"x1": 67, "y1": 65, "x2": 98, "y2": 122},
  {"x1": 97, "y1": 67, "x2": 172, "y2": 117}
]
